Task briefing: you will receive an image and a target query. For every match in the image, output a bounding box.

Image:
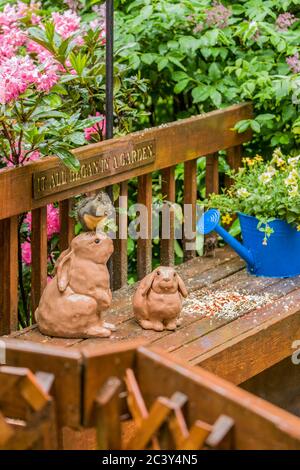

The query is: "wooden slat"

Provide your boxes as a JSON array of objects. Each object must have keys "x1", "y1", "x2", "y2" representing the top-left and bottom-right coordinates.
[
  {"x1": 0, "y1": 104, "x2": 253, "y2": 221},
  {"x1": 82, "y1": 340, "x2": 145, "y2": 427},
  {"x1": 0, "y1": 216, "x2": 18, "y2": 334},
  {"x1": 225, "y1": 145, "x2": 242, "y2": 189},
  {"x1": 113, "y1": 182, "x2": 128, "y2": 290},
  {"x1": 137, "y1": 173, "x2": 152, "y2": 279},
  {"x1": 95, "y1": 377, "x2": 122, "y2": 450},
  {"x1": 205, "y1": 415, "x2": 234, "y2": 449},
  {"x1": 181, "y1": 420, "x2": 212, "y2": 450},
  {"x1": 31, "y1": 207, "x2": 48, "y2": 316},
  {"x1": 183, "y1": 159, "x2": 197, "y2": 261},
  {"x1": 126, "y1": 396, "x2": 173, "y2": 450},
  {"x1": 205, "y1": 153, "x2": 219, "y2": 196},
  {"x1": 136, "y1": 347, "x2": 300, "y2": 450},
  {"x1": 160, "y1": 166, "x2": 175, "y2": 266},
  {"x1": 2, "y1": 339, "x2": 82, "y2": 429},
  {"x1": 59, "y1": 199, "x2": 75, "y2": 251}
]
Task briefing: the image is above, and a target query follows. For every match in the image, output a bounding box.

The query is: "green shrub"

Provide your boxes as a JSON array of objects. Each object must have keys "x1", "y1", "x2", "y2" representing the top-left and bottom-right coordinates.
[{"x1": 116, "y1": 0, "x2": 300, "y2": 155}]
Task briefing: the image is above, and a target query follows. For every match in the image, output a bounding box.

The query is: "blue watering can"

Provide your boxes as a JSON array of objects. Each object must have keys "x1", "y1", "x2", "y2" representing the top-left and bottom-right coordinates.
[{"x1": 198, "y1": 209, "x2": 300, "y2": 278}]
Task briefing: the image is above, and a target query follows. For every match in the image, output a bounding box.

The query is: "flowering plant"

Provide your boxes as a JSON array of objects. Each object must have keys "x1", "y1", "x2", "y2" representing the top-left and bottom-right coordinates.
[
  {"x1": 0, "y1": 1, "x2": 146, "y2": 170},
  {"x1": 207, "y1": 149, "x2": 300, "y2": 243}
]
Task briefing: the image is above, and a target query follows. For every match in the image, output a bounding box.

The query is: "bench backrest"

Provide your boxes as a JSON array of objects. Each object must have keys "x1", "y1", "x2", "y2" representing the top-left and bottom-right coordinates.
[{"x1": 0, "y1": 103, "x2": 252, "y2": 334}]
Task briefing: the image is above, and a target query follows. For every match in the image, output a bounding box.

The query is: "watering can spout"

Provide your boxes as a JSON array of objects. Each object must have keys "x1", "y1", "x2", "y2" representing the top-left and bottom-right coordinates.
[{"x1": 197, "y1": 209, "x2": 255, "y2": 270}]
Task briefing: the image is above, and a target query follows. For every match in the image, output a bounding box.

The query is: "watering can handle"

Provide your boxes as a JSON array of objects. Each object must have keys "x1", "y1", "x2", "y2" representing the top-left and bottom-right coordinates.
[{"x1": 197, "y1": 209, "x2": 255, "y2": 271}]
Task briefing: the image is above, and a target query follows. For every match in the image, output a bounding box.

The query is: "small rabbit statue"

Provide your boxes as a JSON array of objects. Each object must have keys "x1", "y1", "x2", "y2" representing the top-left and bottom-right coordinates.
[
  {"x1": 133, "y1": 266, "x2": 188, "y2": 331},
  {"x1": 36, "y1": 231, "x2": 115, "y2": 338}
]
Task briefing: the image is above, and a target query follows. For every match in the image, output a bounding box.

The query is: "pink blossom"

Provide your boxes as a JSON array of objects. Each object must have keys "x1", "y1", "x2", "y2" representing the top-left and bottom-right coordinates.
[
  {"x1": 205, "y1": 1, "x2": 231, "y2": 29},
  {"x1": 0, "y1": 26, "x2": 27, "y2": 61},
  {"x1": 0, "y1": 55, "x2": 40, "y2": 103},
  {"x1": 193, "y1": 24, "x2": 204, "y2": 34},
  {"x1": 286, "y1": 52, "x2": 300, "y2": 74},
  {"x1": 276, "y1": 13, "x2": 297, "y2": 31},
  {"x1": 37, "y1": 60, "x2": 59, "y2": 92},
  {"x1": 21, "y1": 241, "x2": 32, "y2": 265},
  {"x1": 25, "y1": 204, "x2": 60, "y2": 240},
  {"x1": 0, "y1": 54, "x2": 59, "y2": 104},
  {"x1": 52, "y1": 10, "x2": 81, "y2": 39},
  {"x1": 84, "y1": 113, "x2": 106, "y2": 141},
  {"x1": 0, "y1": 1, "x2": 41, "y2": 27}
]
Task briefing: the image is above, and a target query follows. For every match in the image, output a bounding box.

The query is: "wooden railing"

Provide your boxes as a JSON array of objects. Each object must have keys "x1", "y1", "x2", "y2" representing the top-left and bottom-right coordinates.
[{"x1": 0, "y1": 103, "x2": 252, "y2": 335}]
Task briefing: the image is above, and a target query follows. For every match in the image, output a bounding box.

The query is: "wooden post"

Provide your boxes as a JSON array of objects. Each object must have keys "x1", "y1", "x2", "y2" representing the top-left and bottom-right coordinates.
[
  {"x1": 0, "y1": 217, "x2": 18, "y2": 334},
  {"x1": 225, "y1": 146, "x2": 242, "y2": 189},
  {"x1": 160, "y1": 166, "x2": 175, "y2": 266},
  {"x1": 59, "y1": 199, "x2": 75, "y2": 252},
  {"x1": 184, "y1": 159, "x2": 197, "y2": 261},
  {"x1": 95, "y1": 377, "x2": 122, "y2": 450},
  {"x1": 113, "y1": 182, "x2": 128, "y2": 290},
  {"x1": 137, "y1": 173, "x2": 152, "y2": 279},
  {"x1": 31, "y1": 207, "x2": 48, "y2": 317}
]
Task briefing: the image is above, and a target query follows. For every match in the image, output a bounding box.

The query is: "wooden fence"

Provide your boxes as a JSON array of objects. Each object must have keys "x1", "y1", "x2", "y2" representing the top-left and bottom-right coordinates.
[{"x1": 0, "y1": 102, "x2": 252, "y2": 335}]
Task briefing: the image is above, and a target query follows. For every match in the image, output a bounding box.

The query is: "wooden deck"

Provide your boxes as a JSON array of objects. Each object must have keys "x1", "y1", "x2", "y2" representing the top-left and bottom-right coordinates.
[{"x1": 7, "y1": 247, "x2": 300, "y2": 385}]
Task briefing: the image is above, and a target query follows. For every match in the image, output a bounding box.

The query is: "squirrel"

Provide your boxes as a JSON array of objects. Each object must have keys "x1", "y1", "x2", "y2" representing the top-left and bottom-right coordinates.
[{"x1": 75, "y1": 191, "x2": 114, "y2": 232}]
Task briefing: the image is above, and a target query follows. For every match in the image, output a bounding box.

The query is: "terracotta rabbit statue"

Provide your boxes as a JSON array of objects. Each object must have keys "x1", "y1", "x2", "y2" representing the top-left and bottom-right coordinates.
[
  {"x1": 133, "y1": 266, "x2": 188, "y2": 331},
  {"x1": 36, "y1": 231, "x2": 115, "y2": 338}
]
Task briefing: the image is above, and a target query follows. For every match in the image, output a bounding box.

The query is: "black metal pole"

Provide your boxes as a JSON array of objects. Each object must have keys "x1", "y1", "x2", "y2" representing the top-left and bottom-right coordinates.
[
  {"x1": 105, "y1": 0, "x2": 114, "y2": 279},
  {"x1": 105, "y1": 0, "x2": 114, "y2": 143}
]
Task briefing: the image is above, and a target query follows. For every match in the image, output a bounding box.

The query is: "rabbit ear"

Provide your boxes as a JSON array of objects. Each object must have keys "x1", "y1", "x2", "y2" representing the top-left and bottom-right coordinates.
[
  {"x1": 140, "y1": 272, "x2": 156, "y2": 297},
  {"x1": 177, "y1": 274, "x2": 188, "y2": 298},
  {"x1": 57, "y1": 249, "x2": 73, "y2": 292},
  {"x1": 53, "y1": 248, "x2": 71, "y2": 275}
]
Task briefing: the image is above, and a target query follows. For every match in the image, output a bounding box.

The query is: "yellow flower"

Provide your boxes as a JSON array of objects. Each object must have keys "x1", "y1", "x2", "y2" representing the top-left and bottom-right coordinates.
[
  {"x1": 222, "y1": 214, "x2": 233, "y2": 225},
  {"x1": 242, "y1": 157, "x2": 255, "y2": 166},
  {"x1": 254, "y1": 154, "x2": 263, "y2": 162},
  {"x1": 297, "y1": 225, "x2": 300, "y2": 232}
]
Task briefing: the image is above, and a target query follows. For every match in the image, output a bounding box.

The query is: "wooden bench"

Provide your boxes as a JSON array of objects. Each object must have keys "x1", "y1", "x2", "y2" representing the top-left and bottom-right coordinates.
[
  {"x1": 8, "y1": 245, "x2": 300, "y2": 388},
  {"x1": 1, "y1": 101, "x2": 300, "y2": 391},
  {"x1": 1, "y1": 339, "x2": 300, "y2": 450}
]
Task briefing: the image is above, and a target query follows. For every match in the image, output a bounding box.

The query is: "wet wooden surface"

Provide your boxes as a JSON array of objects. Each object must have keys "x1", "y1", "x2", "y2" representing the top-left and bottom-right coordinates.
[{"x1": 7, "y1": 246, "x2": 300, "y2": 384}]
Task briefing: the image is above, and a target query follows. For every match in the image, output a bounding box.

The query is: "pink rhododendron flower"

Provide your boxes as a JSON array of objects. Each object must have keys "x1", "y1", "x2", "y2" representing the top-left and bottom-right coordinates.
[
  {"x1": 0, "y1": 26, "x2": 27, "y2": 62},
  {"x1": 21, "y1": 241, "x2": 32, "y2": 265},
  {"x1": 286, "y1": 52, "x2": 300, "y2": 74},
  {"x1": 52, "y1": 10, "x2": 81, "y2": 39},
  {"x1": 276, "y1": 13, "x2": 297, "y2": 31},
  {"x1": 205, "y1": 1, "x2": 231, "y2": 29},
  {"x1": 84, "y1": 113, "x2": 106, "y2": 141},
  {"x1": 25, "y1": 204, "x2": 60, "y2": 240},
  {"x1": 0, "y1": 1, "x2": 40, "y2": 26},
  {"x1": 0, "y1": 55, "x2": 39, "y2": 103},
  {"x1": 0, "y1": 54, "x2": 59, "y2": 103}
]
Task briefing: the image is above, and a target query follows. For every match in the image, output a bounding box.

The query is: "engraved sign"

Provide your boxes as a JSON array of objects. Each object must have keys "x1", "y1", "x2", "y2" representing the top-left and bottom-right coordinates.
[{"x1": 33, "y1": 140, "x2": 156, "y2": 199}]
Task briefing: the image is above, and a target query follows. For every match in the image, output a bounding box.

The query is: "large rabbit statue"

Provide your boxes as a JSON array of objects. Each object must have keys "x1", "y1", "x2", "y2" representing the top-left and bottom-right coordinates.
[
  {"x1": 36, "y1": 231, "x2": 115, "y2": 338},
  {"x1": 133, "y1": 266, "x2": 188, "y2": 331}
]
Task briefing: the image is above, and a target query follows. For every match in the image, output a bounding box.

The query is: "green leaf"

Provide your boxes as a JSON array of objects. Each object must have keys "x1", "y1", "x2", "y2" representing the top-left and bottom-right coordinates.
[
  {"x1": 68, "y1": 132, "x2": 86, "y2": 145},
  {"x1": 157, "y1": 57, "x2": 168, "y2": 71},
  {"x1": 234, "y1": 120, "x2": 251, "y2": 133},
  {"x1": 210, "y1": 89, "x2": 222, "y2": 107},
  {"x1": 141, "y1": 53, "x2": 156, "y2": 65},
  {"x1": 174, "y1": 79, "x2": 190, "y2": 94},
  {"x1": 192, "y1": 86, "x2": 210, "y2": 103},
  {"x1": 54, "y1": 147, "x2": 80, "y2": 172},
  {"x1": 250, "y1": 120, "x2": 261, "y2": 133},
  {"x1": 168, "y1": 56, "x2": 186, "y2": 71},
  {"x1": 208, "y1": 62, "x2": 221, "y2": 81}
]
